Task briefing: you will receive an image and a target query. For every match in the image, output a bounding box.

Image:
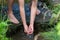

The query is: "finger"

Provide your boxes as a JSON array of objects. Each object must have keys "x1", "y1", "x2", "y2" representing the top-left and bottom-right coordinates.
[
  {"x1": 28, "y1": 29, "x2": 33, "y2": 34},
  {"x1": 29, "y1": 31, "x2": 33, "y2": 34}
]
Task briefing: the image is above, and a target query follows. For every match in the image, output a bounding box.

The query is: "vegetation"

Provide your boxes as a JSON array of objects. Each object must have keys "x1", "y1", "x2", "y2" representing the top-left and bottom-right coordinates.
[
  {"x1": 0, "y1": 12, "x2": 10, "y2": 40},
  {"x1": 0, "y1": 20, "x2": 9, "y2": 40},
  {"x1": 0, "y1": 0, "x2": 10, "y2": 40},
  {"x1": 0, "y1": 0, "x2": 60, "y2": 40},
  {"x1": 40, "y1": 4, "x2": 60, "y2": 40}
]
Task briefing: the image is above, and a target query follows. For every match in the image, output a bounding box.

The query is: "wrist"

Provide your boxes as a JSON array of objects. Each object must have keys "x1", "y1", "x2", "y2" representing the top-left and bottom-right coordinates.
[
  {"x1": 30, "y1": 23, "x2": 34, "y2": 26},
  {"x1": 23, "y1": 23, "x2": 27, "y2": 26}
]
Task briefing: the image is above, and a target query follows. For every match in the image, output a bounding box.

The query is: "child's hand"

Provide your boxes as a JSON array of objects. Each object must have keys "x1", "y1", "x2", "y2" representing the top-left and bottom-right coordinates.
[
  {"x1": 28, "y1": 25, "x2": 34, "y2": 34},
  {"x1": 24, "y1": 25, "x2": 29, "y2": 34}
]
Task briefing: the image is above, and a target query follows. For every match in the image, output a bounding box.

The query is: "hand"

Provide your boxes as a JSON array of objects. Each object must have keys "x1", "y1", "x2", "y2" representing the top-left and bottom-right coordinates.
[
  {"x1": 28, "y1": 25, "x2": 34, "y2": 34},
  {"x1": 24, "y1": 25, "x2": 29, "y2": 34}
]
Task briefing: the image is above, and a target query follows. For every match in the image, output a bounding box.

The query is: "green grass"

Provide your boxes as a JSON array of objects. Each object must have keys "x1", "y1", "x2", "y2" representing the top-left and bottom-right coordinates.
[
  {"x1": 0, "y1": 19, "x2": 9, "y2": 40},
  {"x1": 0, "y1": 6, "x2": 10, "y2": 40}
]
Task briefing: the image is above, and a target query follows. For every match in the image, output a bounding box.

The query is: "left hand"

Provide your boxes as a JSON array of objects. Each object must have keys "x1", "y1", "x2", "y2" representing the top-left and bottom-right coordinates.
[{"x1": 28, "y1": 25, "x2": 34, "y2": 34}]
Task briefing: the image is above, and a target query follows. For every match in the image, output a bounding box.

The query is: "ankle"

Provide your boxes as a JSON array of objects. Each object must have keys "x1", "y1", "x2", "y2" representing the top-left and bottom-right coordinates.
[{"x1": 8, "y1": 10, "x2": 13, "y2": 13}]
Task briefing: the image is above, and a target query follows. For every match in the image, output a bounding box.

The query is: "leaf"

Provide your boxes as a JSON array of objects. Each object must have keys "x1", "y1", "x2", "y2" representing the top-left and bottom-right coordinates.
[{"x1": 55, "y1": 22, "x2": 60, "y2": 30}]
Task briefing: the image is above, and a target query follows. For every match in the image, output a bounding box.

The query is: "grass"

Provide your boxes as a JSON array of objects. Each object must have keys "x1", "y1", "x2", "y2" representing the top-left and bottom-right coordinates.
[
  {"x1": 0, "y1": 16, "x2": 9, "y2": 40},
  {"x1": 0, "y1": 1, "x2": 10, "y2": 39},
  {"x1": 40, "y1": 22, "x2": 60, "y2": 40}
]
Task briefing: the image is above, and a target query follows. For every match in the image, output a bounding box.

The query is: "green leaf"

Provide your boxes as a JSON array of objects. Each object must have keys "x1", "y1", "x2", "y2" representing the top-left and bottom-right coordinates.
[{"x1": 56, "y1": 22, "x2": 60, "y2": 30}]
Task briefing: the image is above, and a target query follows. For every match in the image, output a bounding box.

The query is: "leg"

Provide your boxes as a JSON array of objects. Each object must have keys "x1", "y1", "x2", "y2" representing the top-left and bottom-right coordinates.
[
  {"x1": 29, "y1": 0, "x2": 38, "y2": 34},
  {"x1": 18, "y1": 0, "x2": 29, "y2": 33},
  {"x1": 8, "y1": 0, "x2": 19, "y2": 24}
]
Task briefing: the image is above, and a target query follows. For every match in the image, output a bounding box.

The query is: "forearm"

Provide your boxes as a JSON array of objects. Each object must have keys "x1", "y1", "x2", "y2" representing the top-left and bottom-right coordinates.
[
  {"x1": 18, "y1": 0, "x2": 27, "y2": 26},
  {"x1": 20, "y1": 7, "x2": 27, "y2": 25},
  {"x1": 30, "y1": 0, "x2": 38, "y2": 25}
]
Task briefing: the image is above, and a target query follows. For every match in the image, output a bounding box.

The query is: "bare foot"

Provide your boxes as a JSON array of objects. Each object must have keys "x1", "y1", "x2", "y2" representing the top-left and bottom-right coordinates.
[
  {"x1": 8, "y1": 11, "x2": 19, "y2": 24},
  {"x1": 28, "y1": 25, "x2": 34, "y2": 34},
  {"x1": 36, "y1": 9, "x2": 40, "y2": 15}
]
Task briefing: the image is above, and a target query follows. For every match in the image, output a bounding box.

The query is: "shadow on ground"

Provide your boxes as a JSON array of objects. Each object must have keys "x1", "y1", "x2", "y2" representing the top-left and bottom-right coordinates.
[{"x1": 6, "y1": 23, "x2": 52, "y2": 40}]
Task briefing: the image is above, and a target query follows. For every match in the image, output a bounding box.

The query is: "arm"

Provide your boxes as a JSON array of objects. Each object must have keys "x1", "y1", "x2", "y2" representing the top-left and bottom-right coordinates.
[
  {"x1": 30, "y1": 0, "x2": 38, "y2": 25},
  {"x1": 18, "y1": 0, "x2": 27, "y2": 26},
  {"x1": 28, "y1": 0, "x2": 38, "y2": 34}
]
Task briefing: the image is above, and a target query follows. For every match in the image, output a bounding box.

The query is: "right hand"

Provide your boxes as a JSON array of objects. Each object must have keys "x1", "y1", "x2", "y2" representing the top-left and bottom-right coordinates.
[{"x1": 24, "y1": 25, "x2": 29, "y2": 34}]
